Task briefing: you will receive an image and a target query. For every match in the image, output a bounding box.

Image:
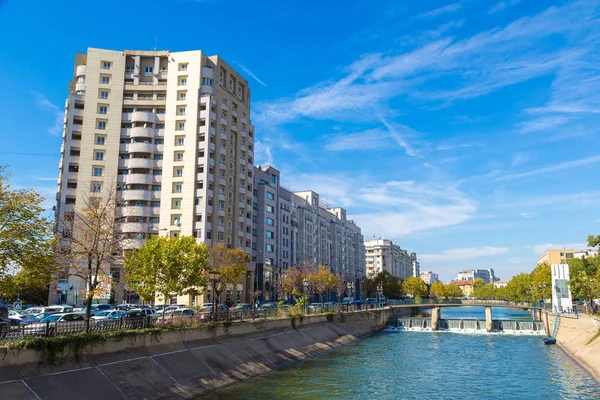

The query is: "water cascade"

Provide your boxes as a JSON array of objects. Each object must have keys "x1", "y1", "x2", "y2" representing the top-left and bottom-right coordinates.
[{"x1": 388, "y1": 318, "x2": 545, "y2": 334}]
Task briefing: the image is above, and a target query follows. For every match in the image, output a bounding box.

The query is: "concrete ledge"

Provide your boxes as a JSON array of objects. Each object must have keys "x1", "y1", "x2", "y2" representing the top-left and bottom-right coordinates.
[{"x1": 0, "y1": 308, "x2": 408, "y2": 399}]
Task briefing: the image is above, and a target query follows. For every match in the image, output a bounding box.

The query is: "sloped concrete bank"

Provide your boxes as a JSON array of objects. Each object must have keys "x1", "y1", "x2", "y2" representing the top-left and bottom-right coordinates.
[
  {"x1": 548, "y1": 313, "x2": 600, "y2": 382},
  {"x1": 0, "y1": 308, "x2": 406, "y2": 399}
]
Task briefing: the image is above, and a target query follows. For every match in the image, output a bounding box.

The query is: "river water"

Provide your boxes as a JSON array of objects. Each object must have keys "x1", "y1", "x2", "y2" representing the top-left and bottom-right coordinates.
[{"x1": 205, "y1": 307, "x2": 600, "y2": 399}]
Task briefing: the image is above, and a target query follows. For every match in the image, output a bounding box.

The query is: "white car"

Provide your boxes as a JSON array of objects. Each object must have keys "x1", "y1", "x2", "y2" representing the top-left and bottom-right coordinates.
[
  {"x1": 129, "y1": 308, "x2": 158, "y2": 318},
  {"x1": 26, "y1": 313, "x2": 85, "y2": 335},
  {"x1": 159, "y1": 306, "x2": 181, "y2": 314},
  {"x1": 90, "y1": 310, "x2": 126, "y2": 320},
  {"x1": 8, "y1": 310, "x2": 37, "y2": 325}
]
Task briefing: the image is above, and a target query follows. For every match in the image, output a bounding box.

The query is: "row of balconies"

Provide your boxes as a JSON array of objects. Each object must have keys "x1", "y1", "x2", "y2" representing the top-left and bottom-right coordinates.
[
  {"x1": 122, "y1": 112, "x2": 165, "y2": 123},
  {"x1": 118, "y1": 159, "x2": 162, "y2": 169},
  {"x1": 121, "y1": 127, "x2": 164, "y2": 139},
  {"x1": 118, "y1": 190, "x2": 162, "y2": 201},
  {"x1": 119, "y1": 143, "x2": 164, "y2": 153},
  {"x1": 117, "y1": 173, "x2": 162, "y2": 185},
  {"x1": 117, "y1": 206, "x2": 161, "y2": 218}
]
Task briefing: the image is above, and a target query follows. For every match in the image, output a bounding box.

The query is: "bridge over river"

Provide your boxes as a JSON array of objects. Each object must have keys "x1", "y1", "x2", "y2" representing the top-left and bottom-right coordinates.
[{"x1": 387, "y1": 300, "x2": 544, "y2": 333}]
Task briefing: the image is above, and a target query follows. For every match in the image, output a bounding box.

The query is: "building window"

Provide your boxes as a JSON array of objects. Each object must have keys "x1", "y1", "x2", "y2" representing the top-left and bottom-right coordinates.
[
  {"x1": 266, "y1": 244, "x2": 274, "y2": 252},
  {"x1": 178, "y1": 91, "x2": 187, "y2": 100},
  {"x1": 98, "y1": 106, "x2": 107, "y2": 115},
  {"x1": 266, "y1": 204, "x2": 273, "y2": 213},
  {"x1": 266, "y1": 231, "x2": 274, "y2": 239},
  {"x1": 97, "y1": 120, "x2": 107, "y2": 130},
  {"x1": 144, "y1": 66, "x2": 153, "y2": 77},
  {"x1": 173, "y1": 200, "x2": 181, "y2": 209},
  {"x1": 178, "y1": 107, "x2": 186, "y2": 116},
  {"x1": 102, "y1": 61, "x2": 111, "y2": 70},
  {"x1": 179, "y1": 63, "x2": 188, "y2": 71},
  {"x1": 93, "y1": 167, "x2": 103, "y2": 177},
  {"x1": 175, "y1": 168, "x2": 183, "y2": 177},
  {"x1": 179, "y1": 77, "x2": 187, "y2": 86},
  {"x1": 271, "y1": 175, "x2": 277, "y2": 184},
  {"x1": 91, "y1": 183, "x2": 102, "y2": 192},
  {"x1": 202, "y1": 77, "x2": 213, "y2": 86},
  {"x1": 174, "y1": 184, "x2": 183, "y2": 193},
  {"x1": 101, "y1": 76, "x2": 110, "y2": 84},
  {"x1": 95, "y1": 135, "x2": 105, "y2": 145},
  {"x1": 175, "y1": 153, "x2": 184, "y2": 161},
  {"x1": 266, "y1": 191, "x2": 275, "y2": 200},
  {"x1": 99, "y1": 90, "x2": 109, "y2": 100},
  {"x1": 266, "y1": 217, "x2": 274, "y2": 226},
  {"x1": 177, "y1": 122, "x2": 185, "y2": 131},
  {"x1": 95, "y1": 152, "x2": 104, "y2": 161}
]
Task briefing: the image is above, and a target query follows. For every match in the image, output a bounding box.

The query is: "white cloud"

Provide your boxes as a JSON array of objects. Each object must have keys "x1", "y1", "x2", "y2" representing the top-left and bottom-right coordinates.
[
  {"x1": 519, "y1": 115, "x2": 572, "y2": 133},
  {"x1": 323, "y1": 129, "x2": 392, "y2": 151},
  {"x1": 510, "y1": 152, "x2": 531, "y2": 167},
  {"x1": 489, "y1": 1, "x2": 507, "y2": 14},
  {"x1": 528, "y1": 243, "x2": 591, "y2": 255},
  {"x1": 497, "y1": 155, "x2": 600, "y2": 181},
  {"x1": 420, "y1": 246, "x2": 509, "y2": 263},
  {"x1": 518, "y1": 212, "x2": 537, "y2": 218},
  {"x1": 254, "y1": 140, "x2": 273, "y2": 166},
  {"x1": 416, "y1": 2, "x2": 462, "y2": 19},
  {"x1": 32, "y1": 91, "x2": 63, "y2": 135},
  {"x1": 378, "y1": 115, "x2": 420, "y2": 157}
]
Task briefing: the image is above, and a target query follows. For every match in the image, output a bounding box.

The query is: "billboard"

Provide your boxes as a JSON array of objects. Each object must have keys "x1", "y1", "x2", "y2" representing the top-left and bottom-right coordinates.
[{"x1": 551, "y1": 264, "x2": 572, "y2": 313}]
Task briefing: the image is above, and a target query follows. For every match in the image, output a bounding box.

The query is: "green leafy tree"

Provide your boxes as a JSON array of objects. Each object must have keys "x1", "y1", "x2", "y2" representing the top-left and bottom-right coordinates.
[
  {"x1": 402, "y1": 276, "x2": 428, "y2": 298},
  {"x1": 473, "y1": 282, "x2": 497, "y2": 299},
  {"x1": 124, "y1": 235, "x2": 208, "y2": 318},
  {"x1": 470, "y1": 278, "x2": 486, "y2": 298},
  {"x1": 333, "y1": 274, "x2": 346, "y2": 306},
  {"x1": 362, "y1": 271, "x2": 403, "y2": 299},
  {"x1": 505, "y1": 273, "x2": 532, "y2": 302},
  {"x1": 531, "y1": 262, "x2": 551, "y2": 302},
  {"x1": 588, "y1": 234, "x2": 600, "y2": 248},
  {"x1": 206, "y1": 244, "x2": 250, "y2": 317},
  {"x1": 445, "y1": 284, "x2": 464, "y2": 298},
  {"x1": 429, "y1": 281, "x2": 446, "y2": 298},
  {"x1": 0, "y1": 166, "x2": 55, "y2": 278}
]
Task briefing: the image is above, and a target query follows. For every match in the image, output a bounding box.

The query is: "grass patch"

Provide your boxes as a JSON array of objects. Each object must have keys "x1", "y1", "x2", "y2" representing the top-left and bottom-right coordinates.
[{"x1": 585, "y1": 328, "x2": 600, "y2": 345}]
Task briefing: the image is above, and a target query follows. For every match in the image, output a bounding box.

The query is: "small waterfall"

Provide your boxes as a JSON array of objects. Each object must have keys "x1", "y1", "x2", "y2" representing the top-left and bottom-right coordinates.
[
  {"x1": 388, "y1": 318, "x2": 545, "y2": 334},
  {"x1": 463, "y1": 320, "x2": 479, "y2": 331}
]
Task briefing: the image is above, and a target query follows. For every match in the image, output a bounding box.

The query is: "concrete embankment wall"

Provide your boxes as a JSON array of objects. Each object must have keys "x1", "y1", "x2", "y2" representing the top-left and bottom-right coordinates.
[
  {"x1": 548, "y1": 313, "x2": 600, "y2": 382},
  {"x1": 0, "y1": 308, "x2": 406, "y2": 400}
]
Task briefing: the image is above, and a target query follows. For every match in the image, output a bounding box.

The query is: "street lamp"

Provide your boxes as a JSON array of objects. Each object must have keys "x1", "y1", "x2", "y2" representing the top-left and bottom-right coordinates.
[
  {"x1": 377, "y1": 283, "x2": 383, "y2": 307},
  {"x1": 209, "y1": 271, "x2": 221, "y2": 322},
  {"x1": 303, "y1": 277, "x2": 309, "y2": 314}
]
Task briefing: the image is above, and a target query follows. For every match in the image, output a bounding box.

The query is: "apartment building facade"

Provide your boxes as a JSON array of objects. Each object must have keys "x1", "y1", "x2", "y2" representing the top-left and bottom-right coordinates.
[
  {"x1": 51, "y1": 48, "x2": 255, "y2": 306},
  {"x1": 364, "y1": 239, "x2": 418, "y2": 279},
  {"x1": 455, "y1": 269, "x2": 496, "y2": 284},
  {"x1": 251, "y1": 166, "x2": 366, "y2": 301},
  {"x1": 419, "y1": 270, "x2": 439, "y2": 285}
]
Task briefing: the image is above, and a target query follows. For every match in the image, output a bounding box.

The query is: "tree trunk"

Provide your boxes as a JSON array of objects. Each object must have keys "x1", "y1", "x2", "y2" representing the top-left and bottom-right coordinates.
[{"x1": 84, "y1": 294, "x2": 93, "y2": 332}]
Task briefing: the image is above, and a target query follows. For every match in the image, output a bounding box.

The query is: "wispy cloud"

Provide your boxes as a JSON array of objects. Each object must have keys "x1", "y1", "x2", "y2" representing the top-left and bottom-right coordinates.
[
  {"x1": 528, "y1": 243, "x2": 591, "y2": 255},
  {"x1": 510, "y1": 152, "x2": 531, "y2": 167},
  {"x1": 497, "y1": 155, "x2": 600, "y2": 181},
  {"x1": 32, "y1": 91, "x2": 63, "y2": 135},
  {"x1": 255, "y1": 140, "x2": 273, "y2": 166},
  {"x1": 234, "y1": 62, "x2": 267, "y2": 86},
  {"x1": 378, "y1": 115, "x2": 420, "y2": 157},
  {"x1": 489, "y1": 1, "x2": 507, "y2": 14},
  {"x1": 416, "y1": 2, "x2": 462, "y2": 19},
  {"x1": 519, "y1": 115, "x2": 572, "y2": 133},
  {"x1": 519, "y1": 212, "x2": 537, "y2": 218},
  {"x1": 323, "y1": 129, "x2": 392, "y2": 151},
  {"x1": 420, "y1": 246, "x2": 509, "y2": 263}
]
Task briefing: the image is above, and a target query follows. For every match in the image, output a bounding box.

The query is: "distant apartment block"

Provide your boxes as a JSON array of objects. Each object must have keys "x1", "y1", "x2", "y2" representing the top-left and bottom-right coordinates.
[
  {"x1": 419, "y1": 271, "x2": 439, "y2": 285},
  {"x1": 455, "y1": 269, "x2": 495, "y2": 284},
  {"x1": 51, "y1": 47, "x2": 255, "y2": 306},
  {"x1": 364, "y1": 238, "x2": 419, "y2": 279},
  {"x1": 538, "y1": 249, "x2": 598, "y2": 265},
  {"x1": 252, "y1": 166, "x2": 366, "y2": 301}
]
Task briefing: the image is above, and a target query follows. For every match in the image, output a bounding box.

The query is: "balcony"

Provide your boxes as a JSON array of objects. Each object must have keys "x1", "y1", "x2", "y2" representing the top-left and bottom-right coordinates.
[
  {"x1": 196, "y1": 172, "x2": 204, "y2": 181},
  {"x1": 122, "y1": 113, "x2": 132, "y2": 122},
  {"x1": 209, "y1": 127, "x2": 216, "y2": 136},
  {"x1": 231, "y1": 109, "x2": 238, "y2": 118},
  {"x1": 119, "y1": 222, "x2": 147, "y2": 233},
  {"x1": 75, "y1": 82, "x2": 86, "y2": 92},
  {"x1": 217, "y1": 209, "x2": 225, "y2": 217},
  {"x1": 220, "y1": 118, "x2": 227, "y2": 126},
  {"x1": 217, "y1": 225, "x2": 224, "y2": 233},
  {"x1": 120, "y1": 190, "x2": 151, "y2": 201},
  {"x1": 240, "y1": 144, "x2": 246, "y2": 152},
  {"x1": 218, "y1": 178, "x2": 226, "y2": 186},
  {"x1": 199, "y1": 110, "x2": 209, "y2": 120},
  {"x1": 195, "y1": 188, "x2": 204, "y2": 197},
  {"x1": 230, "y1": 124, "x2": 238, "y2": 132},
  {"x1": 118, "y1": 206, "x2": 152, "y2": 217},
  {"x1": 122, "y1": 239, "x2": 146, "y2": 250},
  {"x1": 238, "y1": 216, "x2": 245, "y2": 224},
  {"x1": 64, "y1": 188, "x2": 77, "y2": 197},
  {"x1": 241, "y1": 116, "x2": 247, "y2": 124},
  {"x1": 239, "y1": 158, "x2": 246, "y2": 166},
  {"x1": 76, "y1": 65, "x2": 87, "y2": 76},
  {"x1": 130, "y1": 126, "x2": 155, "y2": 138},
  {"x1": 206, "y1": 205, "x2": 213, "y2": 214},
  {"x1": 129, "y1": 143, "x2": 154, "y2": 153},
  {"x1": 220, "y1": 132, "x2": 227, "y2": 141},
  {"x1": 218, "y1": 194, "x2": 225, "y2": 202},
  {"x1": 202, "y1": 67, "x2": 215, "y2": 79},
  {"x1": 221, "y1": 102, "x2": 228, "y2": 111},
  {"x1": 239, "y1": 202, "x2": 245, "y2": 209},
  {"x1": 239, "y1": 187, "x2": 245, "y2": 195},
  {"x1": 125, "y1": 173, "x2": 153, "y2": 185},
  {"x1": 72, "y1": 109, "x2": 84, "y2": 118},
  {"x1": 201, "y1": 84, "x2": 213, "y2": 94},
  {"x1": 72, "y1": 123, "x2": 83, "y2": 132},
  {"x1": 219, "y1": 147, "x2": 226, "y2": 156},
  {"x1": 154, "y1": 144, "x2": 164, "y2": 153},
  {"x1": 209, "y1": 143, "x2": 216, "y2": 151},
  {"x1": 154, "y1": 160, "x2": 163, "y2": 169},
  {"x1": 208, "y1": 158, "x2": 215, "y2": 167},
  {"x1": 131, "y1": 111, "x2": 158, "y2": 123},
  {"x1": 238, "y1": 230, "x2": 244, "y2": 237}
]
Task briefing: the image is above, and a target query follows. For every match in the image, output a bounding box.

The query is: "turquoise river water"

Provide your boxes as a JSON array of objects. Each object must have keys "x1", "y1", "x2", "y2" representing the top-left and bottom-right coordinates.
[{"x1": 205, "y1": 307, "x2": 600, "y2": 399}]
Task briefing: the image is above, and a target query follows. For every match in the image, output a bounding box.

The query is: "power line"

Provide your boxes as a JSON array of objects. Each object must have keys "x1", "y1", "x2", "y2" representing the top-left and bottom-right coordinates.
[{"x1": 0, "y1": 151, "x2": 60, "y2": 157}]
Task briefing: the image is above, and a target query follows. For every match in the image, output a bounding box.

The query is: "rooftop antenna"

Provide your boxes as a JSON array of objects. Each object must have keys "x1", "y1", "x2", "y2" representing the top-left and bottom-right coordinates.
[{"x1": 154, "y1": 36, "x2": 158, "y2": 52}]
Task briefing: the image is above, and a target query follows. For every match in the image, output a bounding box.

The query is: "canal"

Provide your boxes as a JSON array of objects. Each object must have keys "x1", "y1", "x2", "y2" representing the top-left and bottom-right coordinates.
[{"x1": 205, "y1": 307, "x2": 600, "y2": 399}]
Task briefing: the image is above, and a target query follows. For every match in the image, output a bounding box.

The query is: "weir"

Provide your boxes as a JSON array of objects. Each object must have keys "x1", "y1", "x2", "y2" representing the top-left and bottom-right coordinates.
[{"x1": 390, "y1": 317, "x2": 545, "y2": 334}]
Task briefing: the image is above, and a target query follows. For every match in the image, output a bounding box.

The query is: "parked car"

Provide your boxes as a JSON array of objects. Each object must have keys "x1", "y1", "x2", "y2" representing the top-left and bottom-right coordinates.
[
  {"x1": 159, "y1": 306, "x2": 183, "y2": 314},
  {"x1": 129, "y1": 308, "x2": 158, "y2": 318},
  {"x1": 259, "y1": 302, "x2": 279, "y2": 309},
  {"x1": 8, "y1": 310, "x2": 38, "y2": 325},
  {"x1": 364, "y1": 298, "x2": 378, "y2": 305},
  {"x1": 75, "y1": 304, "x2": 112, "y2": 316},
  {"x1": 91, "y1": 310, "x2": 126, "y2": 321},
  {"x1": 165, "y1": 308, "x2": 195, "y2": 316},
  {"x1": 323, "y1": 301, "x2": 337, "y2": 307},
  {"x1": 342, "y1": 297, "x2": 354, "y2": 305},
  {"x1": 230, "y1": 303, "x2": 252, "y2": 311},
  {"x1": 308, "y1": 303, "x2": 323, "y2": 309},
  {"x1": 26, "y1": 313, "x2": 85, "y2": 336}
]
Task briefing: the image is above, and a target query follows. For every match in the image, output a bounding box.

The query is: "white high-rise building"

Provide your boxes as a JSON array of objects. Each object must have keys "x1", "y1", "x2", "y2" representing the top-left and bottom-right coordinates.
[
  {"x1": 419, "y1": 271, "x2": 438, "y2": 285},
  {"x1": 51, "y1": 48, "x2": 255, "y2": 306},
  {"x1": 252, "y1": 166, "x2": 366, "y2": 301},
  {"x1": 364, "y1": 238, "x2": 418, "y2": 279}
]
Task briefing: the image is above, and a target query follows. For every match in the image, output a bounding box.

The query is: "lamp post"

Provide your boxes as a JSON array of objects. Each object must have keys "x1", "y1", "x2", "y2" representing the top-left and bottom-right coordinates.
[
  {"x1": 209, "y1": 271, "x2": 220, "y2": 322},
  {"x1": 346, "y1": 281, "x2": 353, "y2": 311},
  {"x1": 303, "y1": 277, "x2": 309, "y2": 315},
  {"x1": 377, "y1": 283, "x2": 383, "y2": 308}
]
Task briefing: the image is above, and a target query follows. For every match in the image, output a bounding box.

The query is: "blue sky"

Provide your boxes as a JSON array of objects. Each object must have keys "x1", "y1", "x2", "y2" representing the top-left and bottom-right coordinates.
[{"x1": 1, "y1": 0, "x2": 599, "y2": 281}]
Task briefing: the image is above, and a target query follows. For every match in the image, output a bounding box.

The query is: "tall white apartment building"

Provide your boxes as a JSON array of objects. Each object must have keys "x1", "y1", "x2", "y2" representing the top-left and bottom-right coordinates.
[
  {"x1": 364, "y1": 238, "x2": 418, "y2": 279},
  {"x1": 251, "y1": 166, "x2": 366, "y2": 301},
  {"x1": 51, "y1": 48, "x2": 255, "y2": 306},
  {"x1": 456, "y1": 269, "x2": 496, "y2": 284},
  {"x1": 419, "y1": 271, "x2": 438, "y2": 285}
]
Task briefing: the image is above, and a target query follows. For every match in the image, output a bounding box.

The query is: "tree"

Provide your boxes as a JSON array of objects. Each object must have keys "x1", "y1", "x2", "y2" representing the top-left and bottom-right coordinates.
[
  {"x1": 505, "y1": 273, "x2": 532, "y2": 302},
  {"x1": 56, "y1": 187, "x2": 124, "y2": 330},
  {"x1": 531, "y1": 262, "x2": 551, "y2": 302},
  {"x1": 0, "y1": 166, "x2": 55, "y2": 278},
  {"x1": 588, "y1": 234, "x2": 600, "y2": 248},
  {"x1": 429, "y1": 281, "x2": 446, "y2": 298},
  {"x1": 470, "y1": 278, "x2": 486, "y2": 298},
  {"x1": 124, "y1": 235, "x2": 208, "y2": 317},
  {"x1": 311, "y1": 265, "x2": 335, "y2": 305},
  {"x1": 473, "y1": 283, "x2": 497, "y2": 299},
  {"x1": 362, "y1": 271, "x2": 403, "y2": 299},
  {"x1": 206, "y1": 245, "x2": 250, "y2": 319},
  {"x1": 333, "y1": 274, "x2": 347, "y2": 306},
  {"x1": 446, "y1": 284, "x2": 464, "y2": 298},
  {"x1": 403, "y1": 276, "x2": 428, "y2": 298}
]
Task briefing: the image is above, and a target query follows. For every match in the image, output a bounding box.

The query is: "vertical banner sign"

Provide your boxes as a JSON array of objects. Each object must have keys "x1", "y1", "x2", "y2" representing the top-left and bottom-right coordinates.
[{"x1": 551, "y1": 264, "x2": 572, "y2": 313}]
